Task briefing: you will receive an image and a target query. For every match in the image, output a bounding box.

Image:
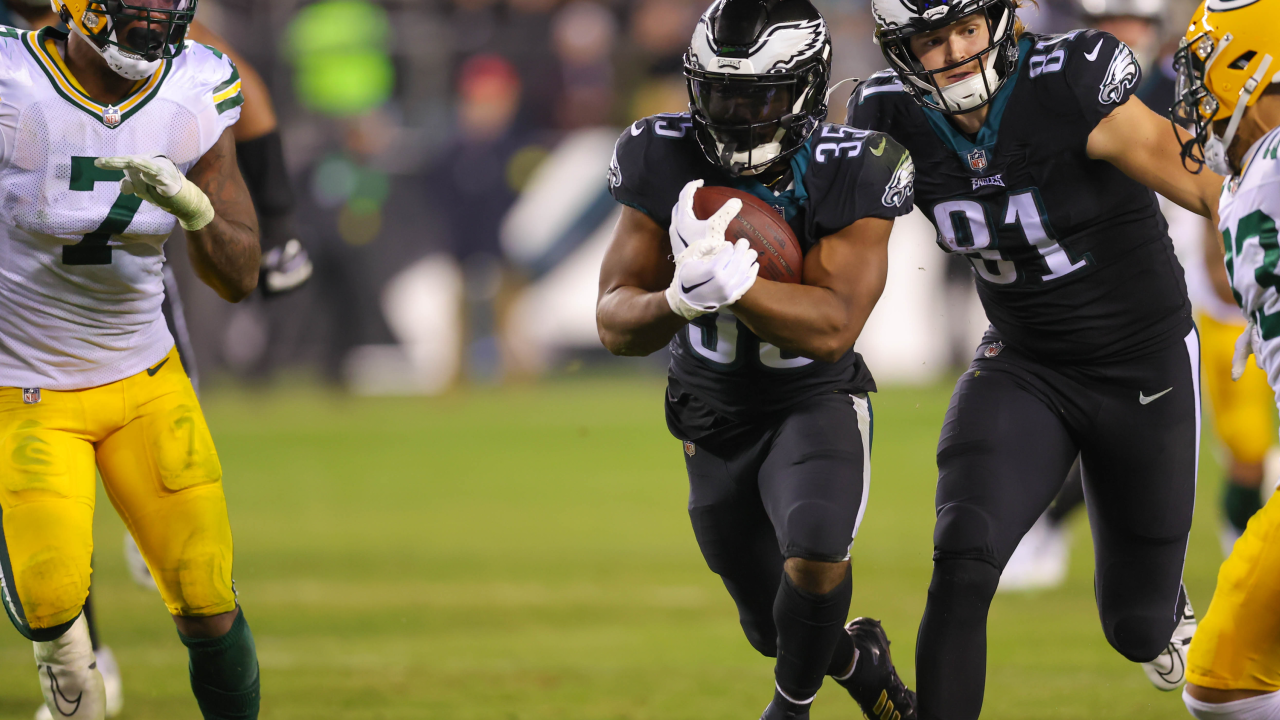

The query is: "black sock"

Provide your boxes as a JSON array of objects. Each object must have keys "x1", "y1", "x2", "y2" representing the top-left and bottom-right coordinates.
[
  {"x1": 83, "y1": 590, "x2": 101, "y2": 651},
  {"x1": 1223, "y1": 481, "x2": 1263, "y2": 534},
  {"x1": 915, "y1": 558, "x2": 1000, "y2": 720},
  {"x1": 179, "y1": 609, "x2": 260, "y2": 720},
  {"x1": 773, "y1": 567, "x2": 852, "y2": 701},
  {"x1": 827, "y1": 628, "x2": 856, "y2": 679}
]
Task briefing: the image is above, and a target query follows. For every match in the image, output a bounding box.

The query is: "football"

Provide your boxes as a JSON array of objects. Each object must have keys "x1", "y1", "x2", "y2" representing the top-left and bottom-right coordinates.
[{"x1": 692, "y1": 186, "x2": 803, "y2": 284}]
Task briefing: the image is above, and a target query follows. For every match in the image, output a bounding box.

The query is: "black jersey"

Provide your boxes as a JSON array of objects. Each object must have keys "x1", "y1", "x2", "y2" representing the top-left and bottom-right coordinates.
[
  {"x1": 848, "y1": 30, "x2": 1192, "y2": 364},
  {"x1": 608, "y1": 113, "x2": 915, "y2": 434}
]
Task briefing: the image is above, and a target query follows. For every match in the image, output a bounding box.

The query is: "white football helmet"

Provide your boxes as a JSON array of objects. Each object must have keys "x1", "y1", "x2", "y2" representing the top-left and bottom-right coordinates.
[
  {"x1": 872, "y1": 0, "x2": 1020, "y2": 114},
  {"x1": 684, "y1": 0, "x2": 832, "y2": 175}
]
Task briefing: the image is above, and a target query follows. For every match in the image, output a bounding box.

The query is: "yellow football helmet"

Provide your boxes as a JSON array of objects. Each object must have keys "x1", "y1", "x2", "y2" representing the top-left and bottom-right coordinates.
[
  {"x1": 1172, "y1": 0, "x2": 1280, "y2": 175},
  {"x1": 51, "y1": 0, "x2": 197, "y2": 81}
]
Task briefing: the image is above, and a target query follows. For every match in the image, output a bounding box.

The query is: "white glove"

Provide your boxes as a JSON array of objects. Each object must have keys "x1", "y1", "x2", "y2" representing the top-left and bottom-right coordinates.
[
  {"x1": 261, "y1": 239, "x2": 314, "y2": 296},
  {"x1": 95, "y1": 155, "x2": 215, "y2": 232},
  {"x1": 665, "y1": 237, "x2": 759, "y2": 320},
  {"x1": 669, "y1": 179, "x2": 742, "y2": 257},
  {"x1": 1232, "y1": 317, "x2": 1262, "y2": 381}
]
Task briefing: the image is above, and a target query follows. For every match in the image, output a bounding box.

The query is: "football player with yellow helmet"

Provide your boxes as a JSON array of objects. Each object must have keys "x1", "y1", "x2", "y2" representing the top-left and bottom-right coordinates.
[
  {"x1": 1173, "y1": 1, "x2": 1280, "y2": 718},
  {"x1": 0, "y1": 0, "x2": 263, "y2": 718}
]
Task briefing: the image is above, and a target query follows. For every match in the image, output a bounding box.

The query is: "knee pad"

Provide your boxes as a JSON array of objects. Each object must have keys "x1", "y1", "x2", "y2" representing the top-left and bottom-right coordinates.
[
  {"x1": 1185, "y1": 689, "x2": 1280, "y2": 720},
  {"x1": 933, "y1": 502, "x2": 998, "y2": 565},
  {"x1": 33, "y1": 614, "x2": 106, "y2": 719},
  {"x1": 782, "y1": 500, "x2": 857, "y2": 563}
]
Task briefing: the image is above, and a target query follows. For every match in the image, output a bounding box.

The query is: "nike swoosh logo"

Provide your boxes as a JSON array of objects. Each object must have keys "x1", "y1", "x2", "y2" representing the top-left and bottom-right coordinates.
[
  {"x1": 45, "y1": 665, "x2": 83, "y2": 716},
  {"x1": 1139, "y1": 387, "x2": 1173, "y2": 404},
  {"x1": 146, "y1": 358, "x2": 169, "y2": 377},
  {"x1": 1084, "y1": 38, "x2": 1105, "y2": 62},
  {"x1": 870, "y1": 137, "x2": 887, "y2": 156},
  {"x1": 681, "y1": 279, "x2": 711, "y2": 293}
]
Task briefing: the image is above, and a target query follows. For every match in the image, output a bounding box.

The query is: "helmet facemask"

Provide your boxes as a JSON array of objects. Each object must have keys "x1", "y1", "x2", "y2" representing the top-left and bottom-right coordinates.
[
  {"x1": 60, "y1": 0, "x2": 197, "y2": 80},
  {"x1": 685, "y1": 59, "x2": 828, "y2": 176},
  {"x1": 1173, "y1": 30, "x2": 1275, "y2": 175},
  {"x1": 877, "y1": 0, "x2": 1019, "y2": 115}
]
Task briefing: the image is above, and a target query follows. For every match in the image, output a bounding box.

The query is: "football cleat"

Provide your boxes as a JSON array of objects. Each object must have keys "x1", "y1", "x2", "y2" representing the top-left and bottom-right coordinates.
[
  {"x1": 760, "y1": 688, "x2": 811, "y2": 720},
  {"x1": 998, "y1": 513, "x2": 1070, "y2": 593},
  {"x1": 1142, "y1": 592, "x2": 1196, "y2": 691},
  {"x1": 836, "y1": 618, "x2": 917, "y2": 720}
]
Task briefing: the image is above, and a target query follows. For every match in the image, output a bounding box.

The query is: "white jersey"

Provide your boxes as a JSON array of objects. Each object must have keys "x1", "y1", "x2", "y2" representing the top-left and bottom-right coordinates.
[
  {"x1": 0, "y1": 27, "x2": 242, "y2": 390},
  {"x1": 1218, "y1": 126, "x2": 1280, "y2": 409}
]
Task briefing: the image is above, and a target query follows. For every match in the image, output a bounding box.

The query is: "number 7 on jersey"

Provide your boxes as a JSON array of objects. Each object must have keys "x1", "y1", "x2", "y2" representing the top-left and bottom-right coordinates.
[{"x1": 62, "y1": 156, "x2": 144, "y2": 266}]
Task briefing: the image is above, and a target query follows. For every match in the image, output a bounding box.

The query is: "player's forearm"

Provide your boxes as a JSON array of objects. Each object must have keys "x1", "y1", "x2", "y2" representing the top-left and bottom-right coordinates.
[
  {"x1": 186, "y1": 217, "x2": 260, "y2": 302},
  {"x1": 597, "y1": 286, "x2": 688, "y2": 356},
  {"x1": 733, "y1": 282, "x2": 869, "y2": 364}
]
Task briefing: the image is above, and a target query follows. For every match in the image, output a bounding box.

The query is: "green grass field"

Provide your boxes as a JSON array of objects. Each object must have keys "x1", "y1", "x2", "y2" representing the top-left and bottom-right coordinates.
[{"x1": 0, "y1": 375, "x2": 1231, "y2": 719}]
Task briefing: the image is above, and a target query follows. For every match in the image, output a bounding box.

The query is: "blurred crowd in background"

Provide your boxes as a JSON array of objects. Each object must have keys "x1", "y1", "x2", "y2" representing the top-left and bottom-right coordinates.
[{"x1": 1, "y1": 0, "x2": 1204, "y2": 393}]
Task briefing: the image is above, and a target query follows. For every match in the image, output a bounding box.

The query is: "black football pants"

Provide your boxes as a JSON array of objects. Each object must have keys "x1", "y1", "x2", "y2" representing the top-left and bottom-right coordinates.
[
  {"x1": 917, "y1": 329, "x2": 1200, "y2": 720},
  {"x1": 683, "y1": 391, "x2": 872, "y2": 659}
]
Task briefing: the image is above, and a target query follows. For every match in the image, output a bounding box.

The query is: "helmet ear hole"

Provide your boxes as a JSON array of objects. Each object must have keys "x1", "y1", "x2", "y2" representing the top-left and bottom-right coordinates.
[{"x1": 1229, "y1": 51, "x2": 1256, "y2": 70}]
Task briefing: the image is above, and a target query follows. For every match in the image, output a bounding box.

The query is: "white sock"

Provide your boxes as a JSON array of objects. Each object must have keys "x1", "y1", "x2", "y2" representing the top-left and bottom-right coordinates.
[
  {"x1": 1184, "y1": 688, "x2": 1280, "y2": 720},
  {"x1": 33, "y1": 614, "x2": 106, "y2": 720}
]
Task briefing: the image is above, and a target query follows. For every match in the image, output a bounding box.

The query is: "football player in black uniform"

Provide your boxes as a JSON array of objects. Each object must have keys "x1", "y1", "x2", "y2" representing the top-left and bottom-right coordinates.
[
  {"x1": 846, "y1": 0, "x2": 1226, "y2": 717},
  {"x1": 598, "y1": 0, "x2": 919, "y2": 717}
]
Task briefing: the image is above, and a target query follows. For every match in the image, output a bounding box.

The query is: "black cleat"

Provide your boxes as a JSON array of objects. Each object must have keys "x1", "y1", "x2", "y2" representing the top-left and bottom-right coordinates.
[
  {"x1": 760, "y1": 688, "x2": 811, "y2": 720},
  {"x1": 835, "y1": 617, "x2": 917, "y2": 720}
]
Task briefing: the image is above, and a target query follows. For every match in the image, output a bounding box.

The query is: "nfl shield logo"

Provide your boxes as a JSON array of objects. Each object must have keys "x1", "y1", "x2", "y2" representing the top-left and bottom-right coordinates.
[
  {"x1": 22, "y1": 388, "x2": 40, "y2": 404},
  {"x1": 684, "y1": 441, "x2": 696, "y2": 457},
  {"x1": 984, "y1": 342, "x2": 1004, "y2": 358},
  {"x1": 967, "y1": 148, "x2": 988, "y2": 172},
  {"x1": 102, "y1": 105, "x2": 122, "y2": 128}
]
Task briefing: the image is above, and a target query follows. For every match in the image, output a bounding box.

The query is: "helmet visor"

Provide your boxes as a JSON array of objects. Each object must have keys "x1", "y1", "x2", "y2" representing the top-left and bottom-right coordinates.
[{"x1": 688, "y1": 73, "x2": 797, "y2": 149}]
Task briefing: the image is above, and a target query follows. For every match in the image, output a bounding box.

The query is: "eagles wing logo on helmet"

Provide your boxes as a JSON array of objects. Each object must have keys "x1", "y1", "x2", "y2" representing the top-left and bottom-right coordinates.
[
  {"x1": 882, "y1": 152, "x2": 916, "y2": 207},
  {"x1": 1098, "y1": 42, "x2": 1139, "y2": 104},
  {"x1": 690, "y1": 11, "x2": 828, "y2": 74}
]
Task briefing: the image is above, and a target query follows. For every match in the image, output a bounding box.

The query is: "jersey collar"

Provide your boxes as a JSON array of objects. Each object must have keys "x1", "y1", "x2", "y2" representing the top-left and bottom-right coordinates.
[
  {"x1": 725, "y1": 139, "x2": 812, "y2": 223},
  {"x1": 920, "y1": 36, "x2": 1031, "y2": 175},
  {"x1": 21, "y1": 27, "x2": 171, "y2": 130},
  {"x1": 1235, "y1": 125, "x2": 1280, "y2": 187}
]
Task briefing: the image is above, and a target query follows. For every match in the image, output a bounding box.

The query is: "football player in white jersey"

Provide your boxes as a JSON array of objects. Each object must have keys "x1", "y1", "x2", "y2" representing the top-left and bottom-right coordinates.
[
  {"x1": 0, "y1": 0, "x2": 262, "y2": 718},
  {"x1": 1173, "y1": 1, "x2": 1280, "y2": 718}
]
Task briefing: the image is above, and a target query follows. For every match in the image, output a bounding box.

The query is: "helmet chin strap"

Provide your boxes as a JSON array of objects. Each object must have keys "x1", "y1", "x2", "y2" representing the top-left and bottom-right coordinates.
[{"x1": 1207, "y1": 53, "x2": 1273, "y2": 176}]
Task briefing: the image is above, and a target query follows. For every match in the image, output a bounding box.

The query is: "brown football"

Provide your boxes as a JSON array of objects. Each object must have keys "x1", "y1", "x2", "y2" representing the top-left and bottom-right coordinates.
[{"x1": 692, "y1": 185, "x2": 803, "y2": 284}]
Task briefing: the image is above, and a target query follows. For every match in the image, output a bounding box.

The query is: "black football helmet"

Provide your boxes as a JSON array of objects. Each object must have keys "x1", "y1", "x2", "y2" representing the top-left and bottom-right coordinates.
[{"x1": 684, "y1": 0, "x2": 832, "y2": 176}]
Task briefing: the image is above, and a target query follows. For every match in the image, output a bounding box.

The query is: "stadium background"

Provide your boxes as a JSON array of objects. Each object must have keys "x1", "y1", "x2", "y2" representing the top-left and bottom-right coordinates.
[{"x1": 0, "y1": 0, "x2": 1254, "y2": 717}]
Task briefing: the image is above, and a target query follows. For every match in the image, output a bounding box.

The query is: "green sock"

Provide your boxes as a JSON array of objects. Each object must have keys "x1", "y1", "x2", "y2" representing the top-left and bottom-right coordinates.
[
  {"x1": 178, "y1": 609, "x2": 260, "y2": 720},
  {"x1": 1223, "y1": 481, "x2": 1264, "y2": 534}
]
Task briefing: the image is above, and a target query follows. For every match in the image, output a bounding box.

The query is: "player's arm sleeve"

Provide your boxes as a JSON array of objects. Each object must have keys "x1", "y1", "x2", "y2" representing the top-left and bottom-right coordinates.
[
  {"x1": 207, "y1": 47, "x2": 245, "y2": 135},
  {"x1": 1063, "y1": 30, "x2": 1143, "y2": 131},
  {"x1": 843, "y1": 71, "x2": 901, "y2": 131},
  {"x1": 808, "y1": 132, "x2": 915, "y2": 239},
  {"x1": 236, "y1": 131, "x2": 297, "y2": 252},
  {"x1": 607, "y1": 119, "x2": 672, "y2": 228}
]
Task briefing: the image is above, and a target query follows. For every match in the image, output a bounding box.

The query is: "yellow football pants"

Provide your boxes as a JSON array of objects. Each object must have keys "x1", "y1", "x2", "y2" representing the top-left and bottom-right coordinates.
[
  {"x1": 1188, "y1": 485, "x2": 1280, "y2": 691},
  {"x1": 1199, "y1": 313, "x2": 1276, "y2": 465},
  {"x1": 0, "y1": 347, "x2": 236, "y2": 637}
]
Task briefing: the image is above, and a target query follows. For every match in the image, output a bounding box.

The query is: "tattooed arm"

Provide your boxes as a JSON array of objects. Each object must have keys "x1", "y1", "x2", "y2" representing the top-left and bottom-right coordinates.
[{"x1": 185, "y1": 128, "x2": 261, "y2": 302}]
